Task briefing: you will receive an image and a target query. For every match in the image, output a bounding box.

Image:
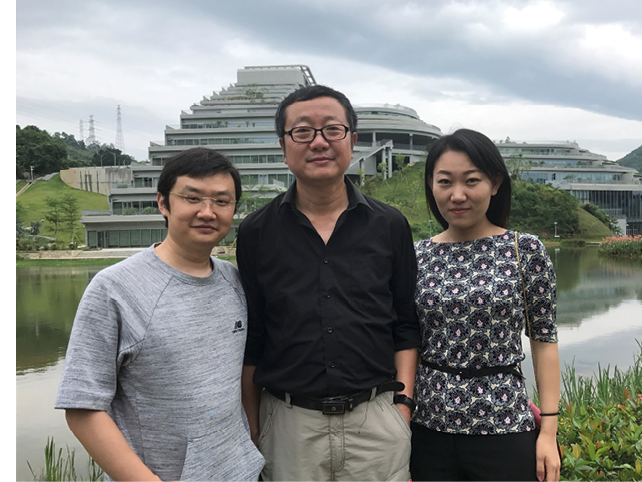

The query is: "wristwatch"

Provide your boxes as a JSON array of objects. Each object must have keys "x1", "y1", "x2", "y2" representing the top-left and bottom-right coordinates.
[{"x1": 393, "y1": 394, "x2": 417, "y2": 414}]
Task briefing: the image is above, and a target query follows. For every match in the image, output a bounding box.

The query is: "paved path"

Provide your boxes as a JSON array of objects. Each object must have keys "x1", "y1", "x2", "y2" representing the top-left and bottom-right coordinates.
[
  {"x1": 20, "y1": 246, "x2": 235, "y2": 260},
  {"x1": 16, "y1": 182, "x2": 32, "y2": 196}
]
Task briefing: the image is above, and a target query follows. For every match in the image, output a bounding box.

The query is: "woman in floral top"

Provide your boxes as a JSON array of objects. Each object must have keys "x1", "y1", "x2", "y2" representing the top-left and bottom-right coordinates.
[{"x1": 410, "y1": 129, "x2": 561, "y2": 481}]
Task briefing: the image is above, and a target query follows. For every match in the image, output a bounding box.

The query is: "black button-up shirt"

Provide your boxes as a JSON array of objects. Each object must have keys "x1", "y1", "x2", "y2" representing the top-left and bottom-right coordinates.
[{"x1": 237, "y1": 178, "x2": 420, "y2": 398}]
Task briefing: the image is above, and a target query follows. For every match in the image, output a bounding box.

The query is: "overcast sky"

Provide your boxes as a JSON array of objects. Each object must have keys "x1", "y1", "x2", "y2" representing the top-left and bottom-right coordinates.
[{"x1": 15, "y1": 0, "x2": 642, "y2": 162}]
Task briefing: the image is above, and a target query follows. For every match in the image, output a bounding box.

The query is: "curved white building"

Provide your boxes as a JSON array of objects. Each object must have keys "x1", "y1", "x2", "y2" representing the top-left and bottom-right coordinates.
[{"x1": 351, "y1": 104, "x2": 442, "y2": 177}]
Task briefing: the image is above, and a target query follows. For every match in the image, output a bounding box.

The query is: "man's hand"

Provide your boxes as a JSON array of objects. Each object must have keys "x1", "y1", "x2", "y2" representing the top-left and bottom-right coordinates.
[
  {"x1": 66, "y1": 409, "x2": 161, "y2": 481},
  {"x1": 395, "y1": 403, "x2": 412, "y2": 425}
]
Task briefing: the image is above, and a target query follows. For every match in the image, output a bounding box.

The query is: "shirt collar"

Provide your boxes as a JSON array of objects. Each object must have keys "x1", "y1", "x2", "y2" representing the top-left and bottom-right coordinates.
[{"x1": 279, "y1": 177, "x2": 374, "y2": 213}]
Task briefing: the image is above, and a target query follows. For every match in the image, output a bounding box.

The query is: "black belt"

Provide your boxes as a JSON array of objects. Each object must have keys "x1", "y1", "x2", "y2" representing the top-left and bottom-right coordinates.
[
  {"x1": 267, "y1": 380, "x2": 405, "y2": 415},
  {"x1": 421, "y1": 359, "x2": 524, "y2": 380}
]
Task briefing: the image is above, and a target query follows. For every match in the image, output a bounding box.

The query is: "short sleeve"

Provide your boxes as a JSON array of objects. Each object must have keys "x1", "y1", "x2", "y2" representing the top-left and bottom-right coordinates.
[
  {"x1": 517, "y1": 234, "x2": 558, "y2": 343},
  {"x1": 55, "y1": 274, "x2": 121, "y2": 410}
]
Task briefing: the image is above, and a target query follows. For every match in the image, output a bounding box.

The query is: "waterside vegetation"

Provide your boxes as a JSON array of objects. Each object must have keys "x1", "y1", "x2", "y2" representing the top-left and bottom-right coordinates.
[
  {"x1": 598, "y1": 235, "x2": 642, "y2": 260},
  {"x1": 26, "y1": 344, "x2": 642, "y2": 481},
  {"x1": 555, "y1": 342, "x2": 642, "y2": 481}
]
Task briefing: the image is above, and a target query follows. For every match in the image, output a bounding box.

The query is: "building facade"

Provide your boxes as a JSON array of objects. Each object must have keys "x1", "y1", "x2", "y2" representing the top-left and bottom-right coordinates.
[
  {"x1": 80, "y1": 65, "x2": 443, "y2": 246},
  {"x1": 496, "y1": 139, "x2": 642, "y2": 234}
]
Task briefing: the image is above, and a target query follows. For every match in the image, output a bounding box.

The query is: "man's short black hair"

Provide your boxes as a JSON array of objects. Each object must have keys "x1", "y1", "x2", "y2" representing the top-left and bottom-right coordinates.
[
  {"x1": 157, "y1": 147, "x2": 242, "y2": 227},
  {"x1": 424, "y1": 128, "x2": 512, "y2": 230},
  {"x1": 275, "y1": 85, "x2": 358, "y2": 139}
]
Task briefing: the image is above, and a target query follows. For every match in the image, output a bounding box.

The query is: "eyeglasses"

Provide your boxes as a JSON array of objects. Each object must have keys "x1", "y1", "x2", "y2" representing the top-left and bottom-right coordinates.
[
  {"x1": 169, "y1": 192, "x2": 237, "y2": 210},
  {"x1": 285, "y1": 124, "x2": 350, "y2": 143}
]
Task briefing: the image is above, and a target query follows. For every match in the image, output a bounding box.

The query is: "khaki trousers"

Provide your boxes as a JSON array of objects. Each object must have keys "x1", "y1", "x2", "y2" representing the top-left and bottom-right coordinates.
[{"x1": 258, "y1": 390, "x2": 411, "y2": 481}]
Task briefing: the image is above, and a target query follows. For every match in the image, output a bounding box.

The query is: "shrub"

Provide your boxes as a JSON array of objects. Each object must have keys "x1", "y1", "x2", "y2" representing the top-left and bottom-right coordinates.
[{"x1": 556, "y1": 342, "x2": 642, "y2": 480}]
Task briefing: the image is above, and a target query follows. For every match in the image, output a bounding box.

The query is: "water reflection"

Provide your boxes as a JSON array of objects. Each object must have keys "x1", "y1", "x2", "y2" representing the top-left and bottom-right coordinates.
[
  {"x1": 16, "y1": 267, "x2": 102, "y2": 374},
  {"x1": 549, "y1": 246, "x2": 642, "y2": 328}
]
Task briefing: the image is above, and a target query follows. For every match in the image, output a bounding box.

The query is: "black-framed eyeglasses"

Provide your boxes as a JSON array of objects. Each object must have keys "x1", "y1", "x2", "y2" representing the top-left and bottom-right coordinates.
[
  {"x1": 169, "y1": 192, "x2": 236, "y2": 210},
  {"x1": 285, "y1": 124, "x2": 350, "y2": 143}
]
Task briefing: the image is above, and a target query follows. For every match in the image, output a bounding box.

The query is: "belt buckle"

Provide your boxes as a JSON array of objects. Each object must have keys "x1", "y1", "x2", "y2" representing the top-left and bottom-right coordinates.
[{"x1": 322, "y1": 401, "x2": 345, "y2": 414}]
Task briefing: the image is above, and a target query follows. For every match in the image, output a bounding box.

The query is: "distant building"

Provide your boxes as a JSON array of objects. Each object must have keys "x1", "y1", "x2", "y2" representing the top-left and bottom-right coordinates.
[
  {"x1": 496, "y1": 139, "x2": 642, "y2": 234},
  {"x1": 79, "y1": 65, "x2": 442, "y2": 247}
]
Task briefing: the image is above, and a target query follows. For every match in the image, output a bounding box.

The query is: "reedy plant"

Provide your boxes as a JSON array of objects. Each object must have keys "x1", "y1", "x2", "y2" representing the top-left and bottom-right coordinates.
[{"x1": 27, "y1": 437, "x2": 103, "y2": 482}]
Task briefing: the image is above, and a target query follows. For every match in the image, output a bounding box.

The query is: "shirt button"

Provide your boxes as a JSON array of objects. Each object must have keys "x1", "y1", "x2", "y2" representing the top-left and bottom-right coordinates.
[
  {"x1": 325, "y1": 293, "x2": 331, "y2": 299},
  {"x1": 327, "y1": 327, "x2": 333, "y2": 333},
  {"x1": 330, "y1": 362, "x2": 336, "y2": 368},
  {"x1": 323, "y1": 258, "x2": 329, "y2": 264}
]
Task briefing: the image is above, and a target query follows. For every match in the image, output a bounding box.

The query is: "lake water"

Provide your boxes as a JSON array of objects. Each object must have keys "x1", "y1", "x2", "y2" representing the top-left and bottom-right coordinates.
[{"x1": 15, "y1": 247, "x2": 642, "y2": 480}]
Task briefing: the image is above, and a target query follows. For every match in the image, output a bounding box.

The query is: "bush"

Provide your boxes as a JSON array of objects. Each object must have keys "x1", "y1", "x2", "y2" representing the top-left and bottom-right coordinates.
[
  {"x1": 17, "y1": 238, "x2": 37, "y2": 252},
  {"x1": 558, "y1": 397, "x2": 642, "y2": 481},
  {"x1": 556, "y1": 342, "x2": 642, "y2": 480}
]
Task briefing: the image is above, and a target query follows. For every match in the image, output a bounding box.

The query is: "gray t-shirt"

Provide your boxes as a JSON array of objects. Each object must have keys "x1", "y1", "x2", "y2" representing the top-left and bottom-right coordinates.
[{"x1": 55, "y1": 245, "x2": 264, "y2": 481}]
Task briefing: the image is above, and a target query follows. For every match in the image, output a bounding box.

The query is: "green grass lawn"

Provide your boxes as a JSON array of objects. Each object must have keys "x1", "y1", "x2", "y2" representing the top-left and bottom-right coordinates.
[
  {"x1": 16, "y1": 180, "x2": 27, "y2": 193},
  {"x1": 574, "y1": 207, "x2": 614, "y2": 240},
  {"x1": 16, "y1": 174, "x2": 109, "y2": 245}
]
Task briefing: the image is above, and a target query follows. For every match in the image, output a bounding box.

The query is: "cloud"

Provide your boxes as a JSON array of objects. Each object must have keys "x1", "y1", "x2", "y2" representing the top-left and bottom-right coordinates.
[{"x1": 15, "y1": 0, "x2": 642, "y2": 161}]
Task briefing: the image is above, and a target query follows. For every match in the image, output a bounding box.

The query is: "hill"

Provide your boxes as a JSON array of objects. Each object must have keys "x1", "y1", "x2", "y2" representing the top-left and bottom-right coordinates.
[
  {"x1": 360, "y1": 163, "x2": 615, "y2": 241},
  {"x1": 16, "y1": 175, "x2": 109, "y2": 245},
  {"x1": 574, "y1": 207, "x2": 613, "y2": 240},
  {"x1": 617, "y1": 145, "x2": 642, "y2": 172}
]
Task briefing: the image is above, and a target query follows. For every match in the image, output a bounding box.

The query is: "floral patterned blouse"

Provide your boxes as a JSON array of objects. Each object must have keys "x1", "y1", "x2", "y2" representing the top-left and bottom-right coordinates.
[{"x1": 412, "y1": 231, "x2": 557, "y2": 435}]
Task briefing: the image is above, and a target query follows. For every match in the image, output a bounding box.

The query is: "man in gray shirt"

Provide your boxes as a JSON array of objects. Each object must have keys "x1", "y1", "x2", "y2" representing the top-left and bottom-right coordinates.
[{"x1": 56, "y1": 148, "x2": 264, "y2": 481}]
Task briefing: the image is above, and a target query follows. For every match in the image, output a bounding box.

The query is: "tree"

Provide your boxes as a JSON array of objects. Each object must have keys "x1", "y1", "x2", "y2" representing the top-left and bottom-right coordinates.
[
  {"x1": 505, "y1": 154, "x2": 534, "y2": 181},
  {"x1": 16, "y1": 125, "x2": 68, "y2": 178},
  {"x1": 60, "y1": 192, "x2": 81, "y2": 248},
  {"x1": 581, "y1": 202, "x2": 622, "y2": 235},
  {"x1": 510, "y1": 181, "x2": 580, "y2": 237},
  {"x1": 16, "y1": 201, "x2": 27, "y2": 239},
  {"x1": 30, "y1": 221, "x2": 42, "y2": 236},
  {"x1": 92, "y1": 145, "x2": 135, "y2": 167},
  {"x1": 44, "y1": 196, "x2": 63, "y2": 240},
  {"x1": 378, "y1": 161, "x2": 388, "y2": 184}
]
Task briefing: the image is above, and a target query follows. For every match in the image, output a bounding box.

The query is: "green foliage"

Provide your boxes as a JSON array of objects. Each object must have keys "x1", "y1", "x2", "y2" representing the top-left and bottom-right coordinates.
[
  {"x1": 598, "y1": 235, "x2": 642, "y2": 259},
  {"x1": 556, "y1": 342, "x2": 642, "y2": 481},
  {"x1": 582, "y1": 202, "x2": 621, "y2": 234},
  {"x1": 17, "y1": 200, "x2": 27, "y2": 223},
  {"x1": 17, "y1": 174, "x2": 109, "y2": 245},
  {"x1": 16, "y1": 125, "x2": 68, "y2": 178},
  {"x1": 617, "y1": 145, "x2": 642, "y2": 173},
  {"x1": 122, "y1": 207, "x2": 138, "y2": 215},
  {"x1": 510, "y1": 181, "x2": 580, "y2": 237},
  {"x1": 27, "y1": 437, "x2": 104, "y2": 482},
  {"x1": 91, "y1": 145, "x2": 135, "y2": 167},
  {"x1": 60, "y1": 192, "x2": 81, "y2": 248},
  {"x1": 142, "y1": 206, "x2": 158, "y2": 214},
  {"x1": 44, "y1": 196, "x2": 63, "y2": 240},
  {"x1": 575, "y1": 208, "x2": 616, "y2": 240}
]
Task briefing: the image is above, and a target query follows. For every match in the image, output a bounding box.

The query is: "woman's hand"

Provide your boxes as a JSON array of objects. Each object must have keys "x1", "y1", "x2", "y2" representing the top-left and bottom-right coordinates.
[{"x1": 536, "y1": 431, "x2": 560, "y2": 481}]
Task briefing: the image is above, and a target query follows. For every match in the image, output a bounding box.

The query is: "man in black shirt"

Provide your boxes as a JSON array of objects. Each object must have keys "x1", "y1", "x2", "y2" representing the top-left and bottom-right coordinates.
[{"x1": 238, "y1": 85, "x2": 420, "y2": 481}]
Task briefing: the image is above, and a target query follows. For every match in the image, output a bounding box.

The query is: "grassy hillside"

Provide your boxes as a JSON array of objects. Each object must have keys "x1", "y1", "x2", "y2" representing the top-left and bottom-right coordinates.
[
  {"x1": 361, "y1": 163, "x2": 614, "y2": 241},
  {"x1": 617, "y1": 144, "x2": 642, "y2": 172},
  {"x1": 574, "y1": 207, "x2": 614, "y2": 240},
  {"x1": 16, "y1": 174, "x2": 109, "y2": 245}
]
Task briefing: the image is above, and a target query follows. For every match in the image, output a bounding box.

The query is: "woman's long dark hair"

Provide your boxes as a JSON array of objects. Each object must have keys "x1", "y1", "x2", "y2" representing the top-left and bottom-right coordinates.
[{"x1": 424, "y1": 128, "x2": 512, "y2": 230}]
